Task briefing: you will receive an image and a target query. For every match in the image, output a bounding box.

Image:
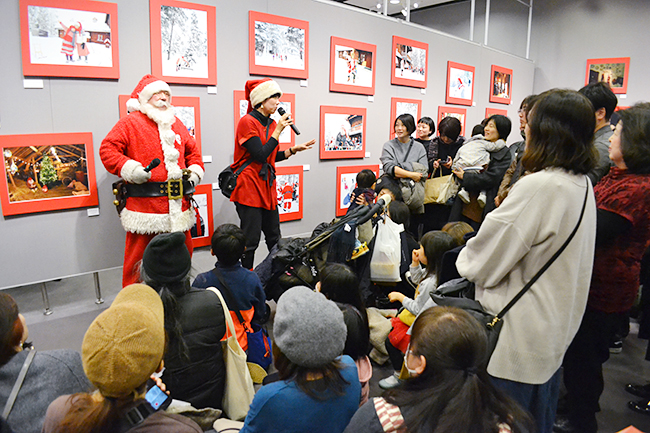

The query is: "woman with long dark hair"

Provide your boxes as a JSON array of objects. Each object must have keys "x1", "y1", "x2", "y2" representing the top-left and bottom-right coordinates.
[
  {"x1": 344, "y1": 307, "x2": 534, "y2": 433},
  {"x1": 317, "y1": 263, "x2": 372, "y2": 404},
  {"x1": 140, "y1": 232, "x2": 227, "y2": 411},
  {"x1": 456, "y1": 89, "x2": 598, "y2": 433}
]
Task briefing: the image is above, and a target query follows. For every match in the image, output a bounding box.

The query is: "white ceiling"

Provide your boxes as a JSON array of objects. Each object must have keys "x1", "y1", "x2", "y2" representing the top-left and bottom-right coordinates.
[{"x1": 335, "y1": 0, "x2": 459, "y2": 16}]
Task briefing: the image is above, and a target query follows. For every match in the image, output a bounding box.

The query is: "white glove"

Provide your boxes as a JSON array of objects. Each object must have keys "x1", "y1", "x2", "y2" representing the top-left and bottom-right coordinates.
[
  {"x1": 188, "y1": 171, "x2": 200, "y2": 187},
  {"x1": 186, "y1": 164, "x2": 204, "y2": 187},
  {"x1": 120, "y1": 160, "x2": 151, "y2": 184}
]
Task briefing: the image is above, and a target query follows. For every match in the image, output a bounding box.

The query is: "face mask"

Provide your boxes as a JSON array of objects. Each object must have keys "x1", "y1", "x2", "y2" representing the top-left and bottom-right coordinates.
[{"x1": 403, "y1": 345, "x2": 419, "y2": 376}]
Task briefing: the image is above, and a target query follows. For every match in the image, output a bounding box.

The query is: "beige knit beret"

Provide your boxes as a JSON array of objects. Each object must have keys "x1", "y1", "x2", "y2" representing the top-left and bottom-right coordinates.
[{"x1": 82, "y1": 284, "x2": 165, "y2": 398}]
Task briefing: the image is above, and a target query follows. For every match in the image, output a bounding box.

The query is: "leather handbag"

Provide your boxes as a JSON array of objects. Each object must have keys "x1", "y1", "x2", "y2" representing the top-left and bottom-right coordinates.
[
  {"x1": 207, "y1": 288, "x2": 255, "y2": 421},
  {"x1": 431, "y1": 178, "x2": 590, "y2": 361},
  {"x1": 424, "y1": 167, "x2": 457, "y2": 205},
  {"x1": 218, "y1": 159, "x2": 254, "y2": 198}
]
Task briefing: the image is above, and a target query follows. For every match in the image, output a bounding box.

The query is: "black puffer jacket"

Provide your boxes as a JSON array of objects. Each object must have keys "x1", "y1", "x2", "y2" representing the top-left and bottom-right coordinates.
[{"x1": 162, "y1": 288, "x2": 227, "y2": 409}]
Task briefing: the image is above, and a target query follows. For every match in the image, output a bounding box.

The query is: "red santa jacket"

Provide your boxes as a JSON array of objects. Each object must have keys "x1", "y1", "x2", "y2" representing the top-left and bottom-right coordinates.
[{"x1": 100, "y1": 111, "x2": 204, "y2": 234}]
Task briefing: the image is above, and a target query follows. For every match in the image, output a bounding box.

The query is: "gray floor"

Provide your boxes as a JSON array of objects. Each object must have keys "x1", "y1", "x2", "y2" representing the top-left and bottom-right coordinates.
[{"x1": 7, "y1": 246, "x2": 650, "y2": 432}]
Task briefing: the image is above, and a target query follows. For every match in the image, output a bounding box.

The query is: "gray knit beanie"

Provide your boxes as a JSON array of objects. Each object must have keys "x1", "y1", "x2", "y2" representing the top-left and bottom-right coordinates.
[{"x1": 274, "y1": 286, "x2": 347, "y2": 368}]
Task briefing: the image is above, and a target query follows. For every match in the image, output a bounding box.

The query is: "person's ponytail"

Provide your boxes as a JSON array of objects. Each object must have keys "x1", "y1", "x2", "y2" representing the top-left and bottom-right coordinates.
[{"x1": 56, "y1": 393, "x2": 122, "y2": 433}]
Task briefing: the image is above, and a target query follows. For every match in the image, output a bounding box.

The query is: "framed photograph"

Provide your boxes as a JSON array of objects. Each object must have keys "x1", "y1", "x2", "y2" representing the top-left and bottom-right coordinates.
[
  {"x1": 233, "y1": 91, "x2": 295, "y2": 151},
  {"x1": 585, "y1": 57, "x2": 630, "y2": 94},
  {"x1": 320, "y1": 106, "x2": 366, "y2": 160},
  {"x1": 190, "y1": 183, "x2": 213, "y2": 247},
  {"x1": 249, "y1": 11, "x2": 309, "y2": 80},
  {"x1": 149, "y1": 0, "x2": 216, "y2": 85},
  {"x1": 391, "y1": 36, "x2": 428, "y2": 88},
  {"x1": 19, "y1": 0, "x2": 119, "y2": 79},
  {"x1": 0, "y1": 133, "x2": 99, "y2": 216},
  {"x1": 335, "y1": 164, "x2": 380, "y2": 217},
  {"x1": 489, "y1": 65, "x2": 512, "y2": 105},
  {"x1": 390, "y1": 97, "x2": 421, "y2": 139},
  {"x1": 485, "y1": 107, "x2": 508, "y2": 118},
  {"x1": 329, "y1": 36, "x2": 376, "y2": 95},
  {"x1": 119, "y1": 94, "x2": 202, "y2": 154},
  {"x1": 445, "y1": 61, "x2": 475, "y2": 106},
  {"x1": 438, "y1": 106, "x2": 467, "y2": 137},
  {"x1": 276, "y1": 165, "x2": 303, "y2": 222}
]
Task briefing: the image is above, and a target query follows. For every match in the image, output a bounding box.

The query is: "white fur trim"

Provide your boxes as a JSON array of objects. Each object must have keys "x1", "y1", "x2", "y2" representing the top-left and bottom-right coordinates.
[
  {"x1": 187, "y1": 164, "x2": 204, "y2": 184},
  {"x1": 120, "y1": 207, "x2": 195, "y2": 234},
  {"x1": 126, "y1": 98, "x2": 140, "y2": 113},
  {"x1": 138, "y1": 80, "x2": 172, "y2": 106},
  {"x1": 120, "y1": 159, "x2": 149, "y2": 184},
  {"x1": 249, "y1": 80, "x2": 282, "y2": 107}
]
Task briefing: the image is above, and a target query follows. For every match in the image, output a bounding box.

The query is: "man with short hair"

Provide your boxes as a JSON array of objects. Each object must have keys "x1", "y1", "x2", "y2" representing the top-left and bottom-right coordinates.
[
  {"x1": 579, "y1": 82, "x2": 618, "y2": 186},
  {"x1": 100, "y1": 74, "x2": 204, "y2": 286}
]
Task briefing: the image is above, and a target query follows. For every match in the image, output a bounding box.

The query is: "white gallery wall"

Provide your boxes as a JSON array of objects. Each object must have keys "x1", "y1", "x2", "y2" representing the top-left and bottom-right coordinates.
[{"x1": 0, "y1": 0, "x2": 535, "y2": 289}]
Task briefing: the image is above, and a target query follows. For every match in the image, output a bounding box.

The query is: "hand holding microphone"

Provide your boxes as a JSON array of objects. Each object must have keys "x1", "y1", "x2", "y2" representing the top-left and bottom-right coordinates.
[{"x1": 277, "y1": 107, "x2": 301, "y2": 135}]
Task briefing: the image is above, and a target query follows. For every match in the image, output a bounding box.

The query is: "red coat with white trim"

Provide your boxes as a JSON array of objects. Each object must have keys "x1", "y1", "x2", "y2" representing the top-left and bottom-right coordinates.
[{"x1": 100, "y1": 111, "x2": 204, "y2": 235}]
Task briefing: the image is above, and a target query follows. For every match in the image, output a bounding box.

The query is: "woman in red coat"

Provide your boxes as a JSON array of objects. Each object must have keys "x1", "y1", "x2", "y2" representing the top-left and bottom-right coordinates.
[{"x1": 230, "y1": 79, "x2": 314, "y2": 269}]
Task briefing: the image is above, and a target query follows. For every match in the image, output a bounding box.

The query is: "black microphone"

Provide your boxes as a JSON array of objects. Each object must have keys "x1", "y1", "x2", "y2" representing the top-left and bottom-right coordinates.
[
  {"x1": 144, "y1": 158, "x2": 161, "y2": 172},
  {"x1": 277, "y1": 107, "x2": 301, "y2": 135},
  {"x1": 356, "y1": 194, "x2": 393, "y2": 225}
]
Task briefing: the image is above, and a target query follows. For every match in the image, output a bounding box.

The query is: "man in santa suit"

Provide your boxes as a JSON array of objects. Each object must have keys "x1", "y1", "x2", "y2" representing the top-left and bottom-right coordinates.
[{"x1": 100, "y1": 74, "x2": 204, "y2": 286}]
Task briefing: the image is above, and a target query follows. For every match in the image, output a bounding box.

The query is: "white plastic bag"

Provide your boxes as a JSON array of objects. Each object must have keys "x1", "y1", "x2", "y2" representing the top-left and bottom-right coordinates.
[{"x1": 370, "y1": 217, "x2": 403, "y2": 283}]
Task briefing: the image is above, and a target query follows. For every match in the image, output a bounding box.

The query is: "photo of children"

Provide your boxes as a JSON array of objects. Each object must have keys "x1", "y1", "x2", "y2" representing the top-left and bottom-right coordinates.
[
  {"x1": 394, "y1": 43, "x2": 426, "y2": 82},
  {"x1": 333, "y1": 44, "x2": 374, "y2": 88},
  {"x1": 323, "y1": 113, "x2": 364, "y2": 152},
  {"x1": 26, "y1": 5, "x2": 112, "y2": 67}
]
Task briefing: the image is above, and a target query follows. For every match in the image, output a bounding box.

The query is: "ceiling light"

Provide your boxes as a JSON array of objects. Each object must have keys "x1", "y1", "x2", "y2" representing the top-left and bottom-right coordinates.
[
  {"x1": 390, "y1": 0, "x2": 400, "y2": 4},
  {"x1": 401, "y1": 9, "x2": 407, "y2": 15},
  {"x1": 413, "y1": 2, "x2": 419, "y2": 7},
  {"x1": 376, "y1": 2, "x2": 381, "y2": 8}
]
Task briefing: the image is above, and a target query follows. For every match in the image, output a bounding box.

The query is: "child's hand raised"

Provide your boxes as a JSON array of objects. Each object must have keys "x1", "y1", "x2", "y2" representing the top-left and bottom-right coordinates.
[
  {"x1": 388, "y1": 291, "x2": 406, "y2": 304},
  {"x1": 412, "y1": 249, "x2": 420, "y2": 266}
]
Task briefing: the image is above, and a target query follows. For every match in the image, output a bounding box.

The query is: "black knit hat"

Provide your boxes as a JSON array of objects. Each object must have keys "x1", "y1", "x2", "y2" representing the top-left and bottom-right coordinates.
[{"x1": 142, "y1": 232, "x2": 191, "y2": 283}]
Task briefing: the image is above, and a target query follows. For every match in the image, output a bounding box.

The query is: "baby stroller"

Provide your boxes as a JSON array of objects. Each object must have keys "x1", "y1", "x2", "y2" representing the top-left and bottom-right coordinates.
[{"x1": 255, "y1": 196, "x2": 391, "y2": 302}]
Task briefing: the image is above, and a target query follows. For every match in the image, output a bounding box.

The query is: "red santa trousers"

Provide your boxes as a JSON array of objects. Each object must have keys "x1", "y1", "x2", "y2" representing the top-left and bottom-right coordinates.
[{"x1": 122, "y1": 230, "x2": 194, "y2": 287}]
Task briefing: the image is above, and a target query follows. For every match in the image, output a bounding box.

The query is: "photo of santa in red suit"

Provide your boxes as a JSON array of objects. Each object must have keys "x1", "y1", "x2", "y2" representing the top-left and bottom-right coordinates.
[{"x1": 100, "y1": 74, "x2": 204, "y2": 286}]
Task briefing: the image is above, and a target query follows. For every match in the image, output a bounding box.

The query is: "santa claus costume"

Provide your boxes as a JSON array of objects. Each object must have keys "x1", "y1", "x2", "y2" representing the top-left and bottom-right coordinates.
[{"x1": 100, "y1": 74, "x2": 204, "y2": 286}]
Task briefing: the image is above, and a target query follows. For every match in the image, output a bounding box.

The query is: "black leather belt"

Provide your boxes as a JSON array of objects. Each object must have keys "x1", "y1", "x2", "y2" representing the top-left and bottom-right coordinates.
[{"x1": 125, "y1": 180, "x2": 195, "y2": 200}]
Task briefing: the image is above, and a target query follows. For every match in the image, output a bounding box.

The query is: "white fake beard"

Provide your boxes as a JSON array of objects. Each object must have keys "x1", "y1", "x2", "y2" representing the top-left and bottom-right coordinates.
[{"x1": 140, "y1": 101, "x2": 176, "y2": 127}]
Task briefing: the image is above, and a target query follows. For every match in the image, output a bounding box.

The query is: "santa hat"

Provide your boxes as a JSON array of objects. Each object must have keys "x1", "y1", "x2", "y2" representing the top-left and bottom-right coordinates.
[
  {"x1": 245, "y1": 78, "x2": 282, "y2": 113},
  {"x1": 126, "y1": 74, "x2": 171, "y2": 113}
]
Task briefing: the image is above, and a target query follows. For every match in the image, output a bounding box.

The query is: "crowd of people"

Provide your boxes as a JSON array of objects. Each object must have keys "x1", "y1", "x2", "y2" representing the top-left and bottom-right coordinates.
[{"x1": 1, "y1": 77, "x2": 650, "y2": 433}]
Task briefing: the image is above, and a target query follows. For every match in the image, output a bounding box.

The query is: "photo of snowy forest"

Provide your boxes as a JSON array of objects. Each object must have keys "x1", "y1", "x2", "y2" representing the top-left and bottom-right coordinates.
[
  {"x1": 174, "y1": 106, "x2": 196, "y2": 139},
  {"x1": 159, "y1": 5, "x2": 208, "y2": 78},
  {"x1": 26, "y1": 5, "x2": 113, "y2": 67},
  {"x1": 394, "y1": 44, "x2": 426, "y2": 82},
  {"x1": 254, "y1": 20, "x2": 305, "y2": 71}
]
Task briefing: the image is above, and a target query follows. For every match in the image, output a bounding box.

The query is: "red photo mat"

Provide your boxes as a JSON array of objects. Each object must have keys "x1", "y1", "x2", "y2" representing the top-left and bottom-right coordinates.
[
  {"x1": 149, "y1": 0, "x2": 217, "y2": 85},
  {"x1": 190, "y1": 183, "x2": 213, "y2": 247},
  {"x1": 329, "y1": 36, "x2": 376, "y2": 95},
  {"x1": 118, "y1": 95, "x2": 203, "y2": 154},
  {"x1": 390, "y1": 97, "x2": 422, "y2": 139},
  {"x1": 320, "y1": 106, "x2": 367, "y2": 160},
  {"x1": 248, "y1": 11, "x2": 309, "y2": 80},
  {"x1": 276, "y1": 165, "x2": 303, "y2": 222},
  {"x1": 19, "y1": 0, "x2": 119, "y2": 79},
  {"x1": 445, "y1": 61, "x2": 475, "y2": 106},
  {"x1": 489, "y1": 65, "x2": 513, "y2": 105},
  {"x1": 335, "y1": 164, "x2": 379, "y2": 217},
  {"x1": 485, "y1": 107, "x2": 508, "y2": 118},
  {"x1": 0, "y1": 133, "x2": 99, "y2": 216},
  {"x1": 391, "y1": 36, "x2": 428, "y2": 89},
  {"x1": 233, "y1": 91, "x2": 295, "y2": 151},
  {"x1": 438, "y1": 106, "x2": 467, "y2": 137},
  {"x1": 585, "y1": 57, "x2": 630, "y2": 94}
]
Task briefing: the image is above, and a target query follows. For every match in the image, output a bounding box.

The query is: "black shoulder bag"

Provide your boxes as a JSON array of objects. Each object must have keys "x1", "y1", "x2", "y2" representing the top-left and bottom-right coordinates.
[
  {"x1": 431, "y1": 178, "x2": 590, "y2": 361},
  {"x1": 218, "y1": 159, "x2": 254, "y2": 199}
]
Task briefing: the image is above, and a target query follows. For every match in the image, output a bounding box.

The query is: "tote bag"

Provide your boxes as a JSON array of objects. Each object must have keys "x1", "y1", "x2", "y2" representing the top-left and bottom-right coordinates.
[
  {"x1": 207, "y1": 288, "x2": 255, "y2": 421},
  {"x1": 424, "y1": 168, "x2": 458, "y2": 205},
  {"x1": 370, "y1": 217, "x2": 403, "y2": 283}
]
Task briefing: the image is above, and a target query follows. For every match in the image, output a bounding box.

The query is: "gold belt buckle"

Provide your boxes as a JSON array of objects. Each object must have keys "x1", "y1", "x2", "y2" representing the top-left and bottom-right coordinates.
[{"x1": 167, "y1": 179, "x2": 183, "y2": 200}]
